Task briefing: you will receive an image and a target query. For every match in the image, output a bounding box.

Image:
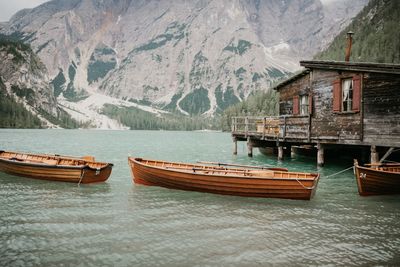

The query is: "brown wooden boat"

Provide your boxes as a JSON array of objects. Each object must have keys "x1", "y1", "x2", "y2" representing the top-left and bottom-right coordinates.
[
  {"x1": 128, "y1": 157, "x2": 320, "y2": 200},
  {"x1": 354, "y1": 159, "x2": 400, "y2": 196},
  {"x1": 0, "y1": 150, "x2": 113, "y2": 184}
]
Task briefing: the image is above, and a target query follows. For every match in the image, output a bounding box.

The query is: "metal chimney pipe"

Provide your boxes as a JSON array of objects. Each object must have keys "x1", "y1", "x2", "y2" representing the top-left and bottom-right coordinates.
[{"x1": 345, "y1": 31, "x2": 354, "y2": 62}]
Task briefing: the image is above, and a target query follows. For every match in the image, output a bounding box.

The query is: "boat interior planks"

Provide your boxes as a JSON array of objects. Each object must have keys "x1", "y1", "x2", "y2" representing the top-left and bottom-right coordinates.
[
  {"x1": 354, "y1": 159, "x2": 400, "y2": 196},
  {"x1": 128, "y1": 157, "x2": 320, "y2": 200},
  {"x1": 0, "y1": 150, "x2": 113, "y2": 184}
]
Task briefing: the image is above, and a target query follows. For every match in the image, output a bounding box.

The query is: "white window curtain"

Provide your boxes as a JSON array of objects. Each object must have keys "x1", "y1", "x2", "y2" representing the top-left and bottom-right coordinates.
[
  {"x1": 342, "y1": 79, "x2": 352, "y2": 101},
  {"x1": 300, "y1": 95, "x2": 308, "y2": 115}
]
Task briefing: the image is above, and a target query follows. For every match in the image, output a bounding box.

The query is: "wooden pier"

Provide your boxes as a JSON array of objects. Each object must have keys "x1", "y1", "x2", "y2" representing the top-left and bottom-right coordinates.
[
  {"x1": 231, "y1": 60, "x2": 400, "y2": 166},
  {"x1": 231, "y1": 115, "x2": 399, "y2": 166}
]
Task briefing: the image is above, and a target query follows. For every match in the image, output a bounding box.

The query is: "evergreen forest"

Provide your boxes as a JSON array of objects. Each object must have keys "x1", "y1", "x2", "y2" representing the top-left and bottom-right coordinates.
[{"x1": 315, "y1": 0, "x2": 400, "y2": 63}]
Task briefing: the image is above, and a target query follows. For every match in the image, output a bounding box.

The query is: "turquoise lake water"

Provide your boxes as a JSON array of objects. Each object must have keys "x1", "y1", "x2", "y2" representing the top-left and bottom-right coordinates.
[{"x1": 0, "y1": 129, "x2": 399, "y2": 266}]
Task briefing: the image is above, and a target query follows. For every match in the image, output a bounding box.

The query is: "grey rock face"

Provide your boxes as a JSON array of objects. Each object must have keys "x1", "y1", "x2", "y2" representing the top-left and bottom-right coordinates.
[
  {"x1": 0, "y1": 42, "x2": 58, "y2": 118},
  {"x1": 0, "y1": 0, "x2": 368, "y2": 116}
]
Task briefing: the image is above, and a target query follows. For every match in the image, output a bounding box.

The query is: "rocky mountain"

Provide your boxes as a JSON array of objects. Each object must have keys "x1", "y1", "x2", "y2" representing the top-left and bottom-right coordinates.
[
  {"x1": 0, "y1": 37, "x2": 58, "y2": 127},
  {"x1": 316, "y1": 0, "x2": 399, "y2": 63},
  {"x1": 0, "y1": 0, "x2": 368, "y2": 128}
]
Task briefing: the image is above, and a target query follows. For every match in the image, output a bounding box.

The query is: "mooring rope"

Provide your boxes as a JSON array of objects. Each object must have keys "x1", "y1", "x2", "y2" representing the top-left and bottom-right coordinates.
[
  {"x1": 78, "y1": 169, "x2": 85, "y2": 186},
  {"x1": 323, "y1": 166, "x2": 354, "y2": 179},
  {"x1": 295, "y1": 165, "x2": 354, "y2": 190},
  {"x1": 294, "y1": 177, "x2": 317, "y2": 190}
]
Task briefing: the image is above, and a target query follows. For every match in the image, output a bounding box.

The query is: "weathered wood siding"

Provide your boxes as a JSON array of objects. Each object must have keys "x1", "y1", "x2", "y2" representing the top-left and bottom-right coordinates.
[
  {"x1": 310, "y1": 69, "x2": 362, "y2": 143},
  {"x1": 277, "y1": 69, "x2": 362, "y2": 143},
  {"x1": 279, "y1": 74, "x2": 310, "y2": 115},
  {"x1": 362, "y1": 73, "x2": 400, "y2": 146},
  {"x1": 280, "y1": 116, "x2": 309, "y2": 140}
]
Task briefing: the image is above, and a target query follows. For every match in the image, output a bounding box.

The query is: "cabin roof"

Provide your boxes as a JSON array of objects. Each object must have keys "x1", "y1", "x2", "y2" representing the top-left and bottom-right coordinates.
[
  {"x1": 273, "y1": 60, "x2": 400, "y2": 91},
  {"x1": 300, "y1": 60, "x2": 400, "y2": 75},
  {"x1": 272, "y1": 69, "x2": 310, "y2": 91}
]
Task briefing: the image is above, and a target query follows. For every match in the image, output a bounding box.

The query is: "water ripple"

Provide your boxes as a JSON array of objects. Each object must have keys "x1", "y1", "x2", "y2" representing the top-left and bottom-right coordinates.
[{"x1": 1, "y1": 129, "x2": 400, "y2": 266}]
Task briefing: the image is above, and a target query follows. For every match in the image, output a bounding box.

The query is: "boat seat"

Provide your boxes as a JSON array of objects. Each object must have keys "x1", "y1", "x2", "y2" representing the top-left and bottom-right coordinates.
[
  {"x1": 249, "y1": 170, "x2": 275, "y2": 178},
  {"x1": 10, "y1": 157, "x2": 24, "y2": 161},
  {"x1": 82, "y1": 156, "x2": 95, "y2": 162},
  {"x1": 41, "y1": 159, "x2": 58, "y2": 165}
]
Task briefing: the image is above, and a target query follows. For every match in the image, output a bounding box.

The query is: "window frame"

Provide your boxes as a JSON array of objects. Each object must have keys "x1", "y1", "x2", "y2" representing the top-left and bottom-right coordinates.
[
  {"x1": 299, "y1": 94, "x2": 309, "y2": 115},
  {"x1": 333, "y1": 75, "x2": 361, "y2": 114},
  {"x1": 341, "y1": 78, "x2": 353, "y2": 112}
]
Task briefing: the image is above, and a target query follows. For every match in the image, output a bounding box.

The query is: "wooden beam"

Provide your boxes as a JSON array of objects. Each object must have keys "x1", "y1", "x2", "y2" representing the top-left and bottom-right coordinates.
[
  {"x1": 379, "y1": 147, "x2": 394, "y2": 163},
  {"x1": 247, "y1": 137, "x2": 253, "y2": 157},
  {"x1": 370, "y1": 145, "x2": 379, "y2": 164},
  {"x1": 245, "y1": 117, "x2": 249, "y2": 138},
  {"x1": 308, "y1": 114, "x2": 312, "y2": 142},
  {"x1": 233, "y1": 137, "x2": 238, "y2": 155},
  {"x1": 278, "y1": 146, "x2": 284, "y2": 161},
  {"x1": 283, "y1": 116, "x2": 287, "y2": 140},
  {"x1": 317, "y1": 143, "x2": 324, "y2": 167},
  {"x1": 262, "y1": 117, "x2": 266, "y2": 140}
]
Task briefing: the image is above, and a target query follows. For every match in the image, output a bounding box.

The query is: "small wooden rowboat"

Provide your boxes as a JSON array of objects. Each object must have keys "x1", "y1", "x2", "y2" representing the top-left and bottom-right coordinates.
[
  {"x1": 0, "y1": 150, "x2": 113, "y2": 184},
  {"x1": 354, "y1": 159, "x2": 400, "y2": 196},
  {"x1": 128, "y1": 157, "x2": 320, "y2": 200}
]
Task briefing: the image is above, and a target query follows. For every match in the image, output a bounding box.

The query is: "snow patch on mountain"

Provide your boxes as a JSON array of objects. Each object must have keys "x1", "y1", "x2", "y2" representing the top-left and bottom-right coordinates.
[{"x1": 58, "y1": 90, "x2": 169, "y2": 129}]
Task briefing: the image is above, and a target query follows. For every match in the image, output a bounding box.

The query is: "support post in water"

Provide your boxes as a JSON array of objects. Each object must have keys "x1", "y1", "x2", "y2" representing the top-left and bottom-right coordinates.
[
  {"x1": 278, "y1": 146, "x2": 284, "y2": 161},
  {"x1": 317, "y1": 143, "x2": 324, "y2": 167},
  {"x1": 233, "y1": 137, "x2": 238, "y2": 155},
  {"x1": 370, "y1": 145, "x2": 379, "y2": 164},
  {"x1": 284, "y1": 145, "x2": 292, "y2": 157},
  {"x1": 247, "y1": 137, "x2": 253, "y2": 157}
]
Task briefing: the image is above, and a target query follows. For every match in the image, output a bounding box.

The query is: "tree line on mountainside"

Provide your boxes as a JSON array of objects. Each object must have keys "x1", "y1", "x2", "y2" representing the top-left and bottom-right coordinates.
[
  {"x1": 101, "y1": 104, "x2": 220, "y2": 131},
  {"x1": 2, "y1": 0, "x2": 397, "y2": 130},
  {"x1": 0, "y1": 84, "x2": 43, "y2": 128},
  {"x1": 220, "y1": 90, "x2": 279, "y2": 131},
  {"x1": 315, "y1": 0, "x2": 399, "y2": 63},
  {"x1": 0, "y1": 38, "x2": 81, "y2": 129},
  {"x1": 0, "y1": 85, "x2": 81, "y2": 129},
  {"x1": 101, "y1": 88, "x2": 279, "y2": 131}
]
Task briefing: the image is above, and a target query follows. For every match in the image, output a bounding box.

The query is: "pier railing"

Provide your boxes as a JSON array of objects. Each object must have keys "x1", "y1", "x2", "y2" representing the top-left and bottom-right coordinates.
[{"x1": 231, "y1": 115, "x2": 311, "y2": 141}]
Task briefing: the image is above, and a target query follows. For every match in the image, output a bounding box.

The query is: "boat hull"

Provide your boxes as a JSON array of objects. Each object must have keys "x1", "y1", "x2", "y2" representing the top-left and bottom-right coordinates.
[
  {"x1": 354, "y1": 162, "x2": 400, "y2": 196},
  {"x1": 129, "y1": 158, "x2": 319, "y2": 200},
  {"x1": 0, "y1": 152, "x2": 113, "y2": 184}
]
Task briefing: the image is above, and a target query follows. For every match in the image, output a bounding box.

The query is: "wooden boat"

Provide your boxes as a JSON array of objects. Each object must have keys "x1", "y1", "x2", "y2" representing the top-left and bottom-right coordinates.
[
  {"x1": 128, "y1": 157, "x2": 320, "y2": 200},
  {"x1": 354, "y1": 159, "x2": 400, "y2": 196},
  {"x1": 0, "y1": 150, "x2": 113, "y2": 184}
]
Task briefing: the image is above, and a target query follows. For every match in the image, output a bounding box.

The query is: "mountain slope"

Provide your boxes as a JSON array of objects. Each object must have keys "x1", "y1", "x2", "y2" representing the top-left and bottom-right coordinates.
[
  {"x1": 0, "y1": 37, "x2": 81, "y2": 128},
  {"x1": 0, "y1": 0, "x2": 368, "y2": 127},
  {"x1": 315, "y1": 0, "x2": 400, "y2": 63}
]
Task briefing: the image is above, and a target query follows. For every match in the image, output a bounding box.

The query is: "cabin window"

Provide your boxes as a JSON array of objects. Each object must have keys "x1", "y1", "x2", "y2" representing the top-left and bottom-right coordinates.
[
  {"x1": 333, "y1": 75, "x2": 361, "y2": 113},
  {"x1": 293, "y1": 94, "x2": 312, "y2": 116},
  {"x1": 342, "y1": 78, "x2": 353, "y2": 112},
  {"x1": 300, "y1": 95, "x2": 309, "y2": 115}
]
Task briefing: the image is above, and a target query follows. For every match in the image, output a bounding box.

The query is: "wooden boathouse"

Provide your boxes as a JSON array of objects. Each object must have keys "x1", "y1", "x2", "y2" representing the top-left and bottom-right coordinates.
[{"x1": 231, "y1": 60, "x2": 400, "y2": 166}]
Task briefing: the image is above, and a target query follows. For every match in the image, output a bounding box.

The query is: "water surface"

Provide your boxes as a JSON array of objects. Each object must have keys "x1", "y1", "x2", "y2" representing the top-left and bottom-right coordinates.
[{"x1": 1, "y1": 129, "x2": 399, "y2": 266}]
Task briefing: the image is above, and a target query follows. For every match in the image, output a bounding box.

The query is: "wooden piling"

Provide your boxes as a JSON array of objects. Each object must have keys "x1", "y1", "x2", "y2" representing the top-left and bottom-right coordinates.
[
  {"x1": 317, "y1": 143, "x2": 324, "y2": 167},
  {"x1": 278, "y1": 146, "x2": 284, "y2": 160},
  {"x1": 233, "y1": 137, "x2": 237, "y2": 155},
  {"x1": 247, "y1": 137, "x2": 253, "y2": 157},
  {"x1": 370, "y1": 145, "x2": 379, "y2": 164}
]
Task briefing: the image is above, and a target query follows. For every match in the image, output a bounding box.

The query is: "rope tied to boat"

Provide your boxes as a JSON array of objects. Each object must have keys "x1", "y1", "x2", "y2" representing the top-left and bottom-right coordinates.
[
  {"x1": 295, "y1": 165, "x2": 354, "y2": 190},
  {"x1": 294, "y1": 177, "x2": 317, "y2": 190},
  {"x1": 322, "y1": 166, "x2": 354, "y2": 179},
  {"x1": 78, "y1": 169, "x2": 85, "y2": 186}
]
